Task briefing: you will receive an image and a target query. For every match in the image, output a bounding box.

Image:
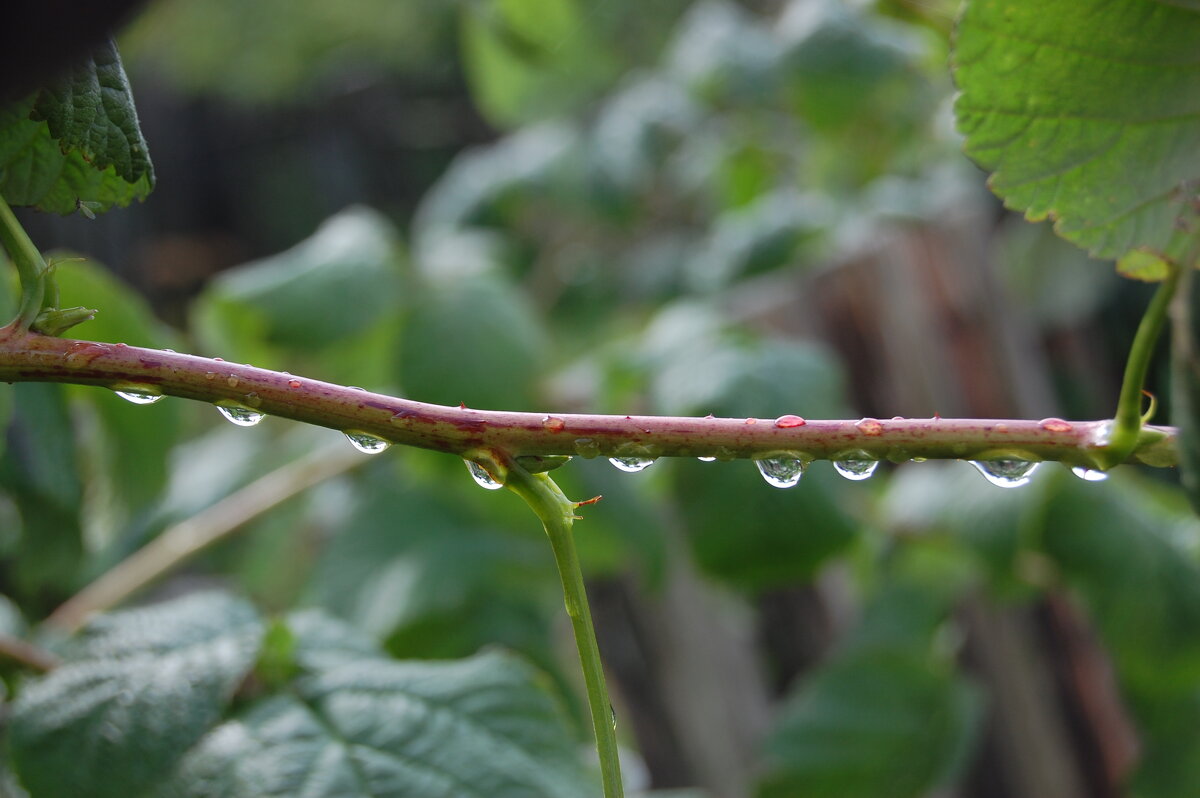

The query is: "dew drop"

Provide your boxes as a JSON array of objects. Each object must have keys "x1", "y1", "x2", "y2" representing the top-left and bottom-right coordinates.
[
  {"x1": 243, "y1": 392, "x2": 262, "y2": 408},
  {"x1": 465, "y1": 460, "x2": 503, "y2": 490},
  {"x1": 744, "y1": 418, "x2": 757, "y2": 425},
  {"x1": 1040, "y1": 417, "x2": 1073, "y2": 433},
  {"x1": 573, "y1": 438, "x2": 601, "y2": 458},
  {"x1": 226, "y1": 375, "x2": 239, "y2": 388},
  {"x1": 216, "y1": 403, "x2": 265, "y2": 427},
  {"x1": 344, "y1": 431, "x2": 390, "y2": 454},
  {"x1": 609, "y1": 456, "x2": 655, "y2": 473},
  {"x1": 697, "y1": 456, "x2": 717, "y2": 462},
  {"x1": 755, "y1": 457, "x2": 805, "y2": 488},
  {"x1": 287, "y1": 379, "x2": 302, "y2": 389},
  {"x1": 775, "y1": 414, "x2": 806, "y2": 428},
  {"x1": 542, "y1": 415, "x2": 566, "y2": 432},
  {"x1": 204, "y1": 371, "x2": 216, "y2": 381},
  {"x1": 832, "y1": 458, "x2": 878, "y2": 481},
  {"x1": 1071, "y1": 466, "x2": 1108, "y2": 482},
  {"x1": 856, "y1": 418, "x2": 883, "y2": 436},
  {"x1": 969, "y1": 459, "x2": 1039, "y2": 488},
  {"x1": 113, "y1": 386, "x2": 164, "y2": 405}
]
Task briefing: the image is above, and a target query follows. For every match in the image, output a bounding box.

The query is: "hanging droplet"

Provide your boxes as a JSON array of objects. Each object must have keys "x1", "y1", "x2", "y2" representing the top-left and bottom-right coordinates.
[
  {"x1": 216, "y1": 403, "x2": 265, "y2": 427},
  {"x1": 113, "y1": 386, "x2": 164, "y2": 405},
  {"x1": 832, "y1": 458, "x2": 878, "y2": 481},
  {"x1": 755, "y1": 457, "x2": 805, "y2": 488},
  {"x1": 697, "y1": 456, "x2": 717, "y2": 462},
  {"x1": 344, "y1": 431, "x2": 390, "y2": 454},
  {"x1": 1071, "y1": 466, "x2": 1108, "y2": 482},
  {"x1": 465, "y1": 460, "x2": 503, "y2": 490},
  {"x1": 969, "y1": 459, "x2": 1039, "y2": 488},
  {"x1": 1039, "y1": 418, "x2": 1073, "y2": 433},
  {"x1": 609, "y1": 456, "x2": 655, "y2": 473},
  {"x1": 774, "y1": 414, "x2": 806, "y2": 428}
]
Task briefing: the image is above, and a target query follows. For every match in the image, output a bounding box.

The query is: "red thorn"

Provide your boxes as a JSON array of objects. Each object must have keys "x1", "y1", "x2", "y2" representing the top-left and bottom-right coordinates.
[
  {"x1": 459, "y1": 401, "x2": 467, "y2": 409},
  {"x1": 575, "y1": 495, "x2": 603, "y2": 507}
]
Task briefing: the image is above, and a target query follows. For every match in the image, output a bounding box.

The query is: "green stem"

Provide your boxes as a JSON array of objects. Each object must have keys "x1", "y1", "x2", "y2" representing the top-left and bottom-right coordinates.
[
  {"x1": 502, "y1": 458, "x2": 624, "y2": 798},
  {"x1": 0, "y1": 195, "x2": 46, "y2": 331},
  {"x1": 1103, "y1": 267, "x2": 1181, "y2": 467}
]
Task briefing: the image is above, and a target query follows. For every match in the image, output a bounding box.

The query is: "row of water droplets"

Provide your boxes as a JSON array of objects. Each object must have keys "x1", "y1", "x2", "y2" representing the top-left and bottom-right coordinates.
[
  {"x1": 110, "y1": 391, "x2": 1111, "y2": 490},
  {"x1": 111, "y1": 384, "x2": 392, "y2": 455}
]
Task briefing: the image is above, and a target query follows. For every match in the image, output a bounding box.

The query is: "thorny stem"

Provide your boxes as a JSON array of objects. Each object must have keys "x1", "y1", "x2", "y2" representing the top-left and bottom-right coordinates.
[
  {"x1": 0, "y1": 331, "x2": 1177, "y2": 469},
  {"x1": 499, "y1": 457, "x2": 623, "y2": 798},
  {"x1": 0, "y1": 196, "x2": 47, "y2": 331},
  {"x1": 1101, "y1": 266, "x2": 1181, "y2": 469}
]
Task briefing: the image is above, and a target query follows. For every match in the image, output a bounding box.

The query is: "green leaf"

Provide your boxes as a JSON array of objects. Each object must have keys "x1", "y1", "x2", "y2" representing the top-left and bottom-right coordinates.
[
  {"x1": 757, "y1": 582, "x2": 979, "y2": 798},
  {"x1": 0, "y1": 383, "x2": 84, "y2": 600},
  {"x1": 196, "y1": 207, "x2": 405, "y2": 352},
  {"x1": 161, "y1": 649, "x2": 596, "y2": 798},
  {"x1": 9, "y1": 592, "x2": 264, "y2": 798},
  {"x1": 397, "y1": 272, "x2": 547, "y2": 409},
  {"x1": 952, "y1": 0, "x2": 1200, "y2": 264},
  {"x1": 0, "y1": 40, "x2": 154, "y2": 214}
]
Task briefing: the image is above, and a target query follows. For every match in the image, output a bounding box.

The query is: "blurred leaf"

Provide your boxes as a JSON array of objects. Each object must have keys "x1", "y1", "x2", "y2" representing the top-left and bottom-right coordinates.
[
  {"x1": 196, "y1": 206, "x2": 405, "y2": 353},
  {"x1": 591, "y1": 76, "x2": 700, "y2": 194},
  {"x1": 161, "y1": 649, "x2": 596, "y2": 798},
  {"x1": 1117, "y1": 248, "x2": 1173, "y2": 282},
  {"x1": 778, "y1": 0, "x2": 928, "y2": 132},
  {"x1": 757, "y1": 581, "x2": 979, "y2": 798},
  {"x1": 1129, "y1": 692, "x2": 1200, "y2": 798},
  {"x1": 10, "y1": 592, "x2": 263, "y2": 798},
  {"x1": 460, "y1": 0, "x2": 612, "y2": 128},
  {"x1": 398, "y1": 272, "x2": 547, "y2": 409},
  {"x1": 953, "y1": 0, "x2": 1200, "y2": 263},
  {"x1": 666, "y1": 1, "x2": 783, "y2": 102},
  {"x1": 0, "y1": 383, "x2": 84, "y2": 599},
  {"x1": 0, "y1": 40, "x2": 153, "y2": 214},
  {"x1": 1174, "y1": 267, "x2": 1200, "y2": 515},
  {"x1": 1039, "y1": 474, "x2": 1200, "y2": 696},
  {"x1": 52, "y1": 258, "x2": 183, "y2": 514}
]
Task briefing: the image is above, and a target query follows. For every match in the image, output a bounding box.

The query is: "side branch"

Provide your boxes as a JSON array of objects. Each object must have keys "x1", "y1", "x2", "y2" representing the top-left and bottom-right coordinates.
[{"x1": 0, "y1": 328, "x2": 1176, "y2": 469}]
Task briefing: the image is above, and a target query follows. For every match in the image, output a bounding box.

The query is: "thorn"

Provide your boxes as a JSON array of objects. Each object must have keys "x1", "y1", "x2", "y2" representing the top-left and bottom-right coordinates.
[
  {"x1": 575, "y1": 495, "x2": 603, "y2": 508},
  {"x1": 459, "y1": 401, "x2": 467, "y2": 410},
  {"x1": 1141, "y1": 389, "x2": 1158, "y2": 425}
]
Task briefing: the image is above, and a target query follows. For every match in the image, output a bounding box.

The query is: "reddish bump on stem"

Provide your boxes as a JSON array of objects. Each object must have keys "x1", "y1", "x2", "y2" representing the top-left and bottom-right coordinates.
[
  {"x1": 774, "y1": 414, "x2": 806, "y2": 428},
  {"x1": 856, "y1": 418, "x2": 883, "y2": 436},
  {"x1": 1039, "y1": 417, "x2": 1073, "y2": 433}
]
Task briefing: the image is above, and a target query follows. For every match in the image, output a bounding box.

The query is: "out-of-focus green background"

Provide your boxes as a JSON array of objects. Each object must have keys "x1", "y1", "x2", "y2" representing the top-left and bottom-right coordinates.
[{"x1": 5, "y1": 1, "x2": 1199, "y2": 796}]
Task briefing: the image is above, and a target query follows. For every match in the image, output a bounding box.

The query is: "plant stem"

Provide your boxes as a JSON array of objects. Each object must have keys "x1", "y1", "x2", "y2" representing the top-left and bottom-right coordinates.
[
  {"x1": 1101, "y1": 267, "x2": 1181, "y2": 467},
  {"x1": 0, "y1": 331, "x2": 1177, "y2": 468},
  {"x1": 46, "y1": 443, "x2": 365, "y2": 634},
  {"x1": 0, "y1": 195, "x2": 46, "y2": 331},
  {"x1": 502, "y1": 459, "x2": 623, "y2": 798}
]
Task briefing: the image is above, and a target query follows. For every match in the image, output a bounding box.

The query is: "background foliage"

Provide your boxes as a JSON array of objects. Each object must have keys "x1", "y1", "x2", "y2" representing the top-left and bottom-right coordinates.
[{"x1": 0, "y1": 1, "x2": 1197, "y2": 797}]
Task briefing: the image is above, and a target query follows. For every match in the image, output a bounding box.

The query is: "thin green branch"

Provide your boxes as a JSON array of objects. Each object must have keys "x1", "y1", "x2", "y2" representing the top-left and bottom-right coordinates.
[
  {"x1": 1101, "y1": 266, "x2": 1181, "y2": 468},
  {"x1": 0, "y1": 330, "x2": 1176, "y2": 468},
  {"x1": 0, "y1": 195, "x2": 47, "y2": 331},
  {"x1": 499, "y1": 456, "x2": 623, "y2": 798}
]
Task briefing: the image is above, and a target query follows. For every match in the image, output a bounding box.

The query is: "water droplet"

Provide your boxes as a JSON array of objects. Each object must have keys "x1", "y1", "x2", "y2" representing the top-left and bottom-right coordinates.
[
  {"x1": 344, "y1": 431, "x2": 390, "y2": 454},
  {"x1": 226, "y1": 375, "x2": 239, "y2": 388},
  {"x1": 113, "y1": 386, "x2": 164, "y2": 405},
  {"x1": 755, "y1": 457, "x2": 805, "y2": 488},
  {"x1": 609, "y1": 456, "x2": 655, "y2": 473},
  {"x1": 543, "y1": 415, "x2": 566, "y2": 432},
  {"x1": 832, "y1": 458, "x2": 878, "y2": 481},
  {"x1": 1040, "y1": 418, "x2": 1073, "y2": 433},
  {"x1": 573, "y1": 438, "x2": 601, "y2": 458},
  {"x1": 697, "y1": 456, "x2": 717, "y2": 462},
  {"x1": 744, "y1": 418, "x2": 757, "y2": 425},
  {"x1": 216, "y1": 403, "x2": 265, "y2": 427},
  {"x1": 610, "y1": 704, "x2": 617, "y2": 731},
  {"x1": 465, "y1": 460, "x2": 503, "y2": 490},
  {"x1": 775, "y1": 414, "x2": 806, "y2": 428},
  {"x1": 856, "y1": 418, "x2": 883, "y2": 436},
  {"x1": 969, "y1": 459, "x2": 1039, "y2": 488},
  {"x1": 243, "y1": 392, "x2": 262, "y2": 408},
  {"x1": 1071, "y1": 466, "x2": 1108, "y2": 482},
  {"x1": 287, "y1": 379, "x2": 301, "y2": 389},
  {"x1": 204, "y1": 371, "x2": 216, "y2": 381}
]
